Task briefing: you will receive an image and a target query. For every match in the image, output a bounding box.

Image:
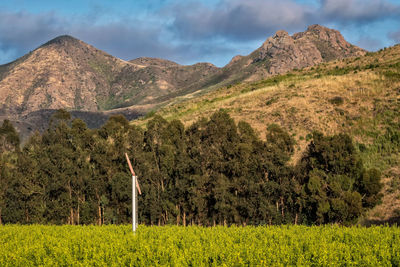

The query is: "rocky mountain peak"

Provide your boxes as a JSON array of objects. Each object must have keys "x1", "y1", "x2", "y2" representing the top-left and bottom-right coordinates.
[
  {"x1": 263, "y1": 30, "x2": 290, "y2": 43},
  {"x1": 304, "y1": 24, "x2": 343, "y2": 39},
  {"x1": 260, "y1": 29, "x2": 293, "y2": 52},
  {"x1": 273, "y1": 30, "x2": 289, "y2": 38},
  {"x1": 41, "y1": 35, "x2": 82, "y2": 48},
  {"x1": 293, "y1": 24, "x2": 352, "y2": 51},
  {"x1": 306, "y1": 24, "x2": 329, "y2": 32},
  {"x1": 239, "y1": 25, "x2": 366, "y2": 78}
]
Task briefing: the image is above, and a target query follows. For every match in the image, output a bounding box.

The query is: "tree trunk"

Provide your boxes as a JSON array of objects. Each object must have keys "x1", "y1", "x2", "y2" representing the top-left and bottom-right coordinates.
[
  {"x1": 95, "y1": 190, "x2": 101, "y2": 225},
  {"x1": 0, "y1": 207, "x2": 2, "y2": 225},
  {"x1": 161, "y1": 213, "x2": 165, "y2": 225},
  {"x1": 98, "y1": 205, "x2": 102, "y2": 225},
  {"x1": 281, "y1": 197, "x2": 285, "y2": 218},
  {"x1": 77, "y1": 201, "x2": 80, "y2": 225},
  {"x1": 176, "y1": 205, "x2": 180, "y2": 225},
  {"x1": 153, "y1": 151, "x2": 160, "y2": 172},
  {"x1": 183, "y1": 212, "x2": 186, "y2": 227},
  {"x1": 295, "y1": 213, "x2": 298, "y2": 225},
  {"x1": 25, "y1": 206, "x2": 29, "y2": 223},
  {"x1": 70, "y1": 207, "x2": 74, "y2": 225},
  {"x1": 101, "y1": 206, "x2": 104, "y2": 225},
  {"x1": 68, "y1": 181, "x2": 73, "y2": 225}
]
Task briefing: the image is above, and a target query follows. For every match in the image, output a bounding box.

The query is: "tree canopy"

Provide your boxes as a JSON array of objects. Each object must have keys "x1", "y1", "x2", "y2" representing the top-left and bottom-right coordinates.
[{"x1": 0, "y1": 110, "x2": 382, "y2": 225}]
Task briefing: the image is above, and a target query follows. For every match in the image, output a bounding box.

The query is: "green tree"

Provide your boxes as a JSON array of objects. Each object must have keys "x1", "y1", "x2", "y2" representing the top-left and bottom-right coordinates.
[
  {"x1": 0, "y1": 120, "x2": 20, "y2": 224},
  {"x1": 95, "y1": 115, "x2": 132, "y2": 224},
  {"x1": 296, "y1": 132, "x2": 382, "y2": 224},
  {"x1": 10, "y1": 132, "x2": 47, "y2": 223}
]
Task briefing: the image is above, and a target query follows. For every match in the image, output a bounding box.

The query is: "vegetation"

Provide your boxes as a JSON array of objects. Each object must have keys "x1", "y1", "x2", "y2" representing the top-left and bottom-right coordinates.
[
  {"x1": 0, "y1": 110, "x2": 381, "y2": 226},
  {"x1": 0, "y1": 225, "x2": 399, "y2": 266},
  {"x1": 2, "y1": 45, "x2": 400, "y2": 226}
]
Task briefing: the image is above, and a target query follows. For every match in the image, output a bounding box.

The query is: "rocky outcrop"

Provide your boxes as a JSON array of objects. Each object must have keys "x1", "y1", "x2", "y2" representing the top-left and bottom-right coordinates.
[
  {"x1": 250, "y1": 24, "x2": 365, "y2": 76},
  {"x1": 202, "y1": 25, "x2": 366, "y2": 87},
  {"x1": 254, "y1": 30, "x2": 322, "y2": 75}
]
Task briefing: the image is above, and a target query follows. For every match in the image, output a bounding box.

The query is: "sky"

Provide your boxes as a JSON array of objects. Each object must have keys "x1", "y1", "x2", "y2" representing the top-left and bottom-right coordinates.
[{"x1": 1, "y1": 0, "x2": 400, "y2": 67}]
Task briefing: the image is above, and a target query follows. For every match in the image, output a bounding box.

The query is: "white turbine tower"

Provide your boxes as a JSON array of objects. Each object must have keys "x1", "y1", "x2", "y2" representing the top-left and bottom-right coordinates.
[{"x1": 125, "y1": 153, "x2": 142, "y2": 232}]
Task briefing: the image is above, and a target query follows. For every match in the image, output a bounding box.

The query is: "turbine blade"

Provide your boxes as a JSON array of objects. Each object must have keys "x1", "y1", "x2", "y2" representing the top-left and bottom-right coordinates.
[
  {"x1": 125, "y1": 153, "x2": 135, "y2": 176},
  {"x1": 136, "y1": 179, "x2": 142, "y2": 195}
]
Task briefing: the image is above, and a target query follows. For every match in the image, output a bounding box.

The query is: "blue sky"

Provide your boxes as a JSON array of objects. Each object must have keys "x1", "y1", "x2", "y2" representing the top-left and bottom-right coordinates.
[{"x1": 1, "y1": 0, "x2": 400, "y2": 67}]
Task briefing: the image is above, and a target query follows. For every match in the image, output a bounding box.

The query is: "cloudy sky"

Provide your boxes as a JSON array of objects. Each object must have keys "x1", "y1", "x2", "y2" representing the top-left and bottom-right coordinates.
[{"x1": 1, "y1": 0, "x2": 400, "y2": 67}]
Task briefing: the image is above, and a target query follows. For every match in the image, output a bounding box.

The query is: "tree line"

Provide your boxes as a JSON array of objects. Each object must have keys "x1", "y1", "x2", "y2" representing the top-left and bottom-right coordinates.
[{"x1": 0, "y1": 109, "x2": 382, "y2": 226}]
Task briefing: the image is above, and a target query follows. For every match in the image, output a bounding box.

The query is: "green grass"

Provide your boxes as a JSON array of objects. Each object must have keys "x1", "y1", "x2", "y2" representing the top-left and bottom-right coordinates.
[{"x1": 0, "y1": 225, "x2": 399, "y2": 266}]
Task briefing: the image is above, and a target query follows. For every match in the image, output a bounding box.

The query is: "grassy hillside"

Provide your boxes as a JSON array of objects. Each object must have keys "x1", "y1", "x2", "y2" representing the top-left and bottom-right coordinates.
[{"x1": 134, "y1": 44, "x2": 400, "y2": 224}]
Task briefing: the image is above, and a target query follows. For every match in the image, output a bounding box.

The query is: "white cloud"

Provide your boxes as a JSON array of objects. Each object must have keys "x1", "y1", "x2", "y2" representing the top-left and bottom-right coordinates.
[
  {"x1": 320, "y1": 0, "x2": 400, "y2": 23},
  {"x1": 168, "y1": 0, "x2": 313, "y2": 41},
  {"x1": 356, "y1": 36, "x2": 383, "y2": 51},
  {"x1": 388, "y1": 30, "x2": 400, "y2": 43}
]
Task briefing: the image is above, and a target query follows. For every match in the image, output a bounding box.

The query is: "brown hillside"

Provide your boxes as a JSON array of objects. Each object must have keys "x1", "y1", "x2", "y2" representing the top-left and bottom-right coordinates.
[{"x1": 0, "y1": 36, "x2": 219, "y2": 117}]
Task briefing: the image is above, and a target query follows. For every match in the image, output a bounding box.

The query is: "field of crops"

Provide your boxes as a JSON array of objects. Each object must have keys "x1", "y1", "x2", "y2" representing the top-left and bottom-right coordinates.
[{"x1": 0, "y1": 225, "x2": 399, "y2": 266}]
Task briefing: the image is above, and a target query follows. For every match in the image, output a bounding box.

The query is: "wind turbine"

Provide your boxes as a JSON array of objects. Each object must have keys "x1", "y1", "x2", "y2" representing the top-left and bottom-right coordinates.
[{"x1": 125, "y1": 153, "x2": 142, "y2": 232}]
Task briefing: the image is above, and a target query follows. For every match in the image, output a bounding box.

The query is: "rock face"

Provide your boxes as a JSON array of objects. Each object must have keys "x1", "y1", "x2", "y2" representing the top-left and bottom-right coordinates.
[{"x1": 219, "y1": 24, "x2": 366, "y2": 82}]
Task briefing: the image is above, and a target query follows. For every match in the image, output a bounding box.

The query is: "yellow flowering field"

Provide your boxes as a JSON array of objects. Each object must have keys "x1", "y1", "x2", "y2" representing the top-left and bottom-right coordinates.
[{"x1": 0, "y1": 225, "x2": 399, "y2": 266}]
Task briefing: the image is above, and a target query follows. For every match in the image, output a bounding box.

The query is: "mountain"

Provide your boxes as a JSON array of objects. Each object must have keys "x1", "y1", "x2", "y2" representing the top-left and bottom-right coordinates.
[
  {"x1": 0, "y1": 25, "x2": 365, "y2": 138},
  {"x1": 0, "y1": 35, "x2": 218, "y2": 117},
  {"x1": 127, "y1": 57, "x2": 218, "y2": 106},
  {"x1": 203, "y1": 24, "x2": 366, "y2": 87}
]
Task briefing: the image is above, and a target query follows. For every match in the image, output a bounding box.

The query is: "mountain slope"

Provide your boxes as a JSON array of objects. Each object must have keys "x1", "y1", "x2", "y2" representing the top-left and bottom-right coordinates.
[
  {"x1": 136, "y1": 45, "x2": 398, "y2": 154},
  {"x1": 124, "y1": 57, "x2": 218, "y2": 107},
  {"x1": 0, "y1": 35, "x2": 123, "y2": 114},
  {"x1": 0, "y1": 36, "x2": 219, "y2": 117},
  {"x1": 134, "y1": 44, "x2": 400, "y2": 224}
]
